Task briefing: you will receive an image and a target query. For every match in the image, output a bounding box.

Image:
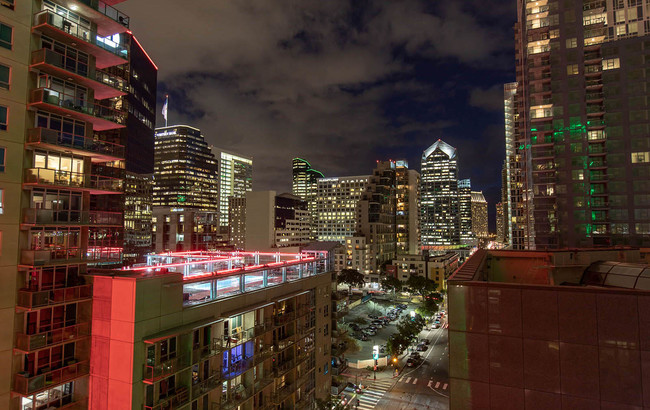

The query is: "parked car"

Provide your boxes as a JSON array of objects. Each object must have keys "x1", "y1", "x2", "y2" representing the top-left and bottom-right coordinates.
[
  {"x1": 416, "y1": 344, "x2": 428, "y2": 352},
  {"x1": 354, "y1": 333, "x2": 369, "y2": 341},
  {"x1": 410, "y1": 351, "x2": 421, "y2": 358},
  {"x1": 432, "y1": 324, "x2": 440, "y2": 329},
  {"x1": 344, "y1": 383, "x2": 363, "y2": 394},
  {"x1": 363, "y1": 329, "x2": 377, "y2": 336},
  {"x1": 434, "y1": 319, "x2": 441, "y2": 324},
  {"x1": 406, "y1": 358, "x2": 418, "y2": 367},
  {"x1": 349, "y1": 323, "x2": 360, "y2": 331},
  {"x1": 368, "y1": 314, "x2": 378, "y2": 319},
  {"x1": 421, "y1": 339, "x2": 430, "y2": 345}
]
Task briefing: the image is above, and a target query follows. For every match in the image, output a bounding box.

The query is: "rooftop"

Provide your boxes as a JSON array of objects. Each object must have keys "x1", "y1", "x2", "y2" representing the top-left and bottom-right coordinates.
[{"x1": 422, "y1": 139, "x2": 457, "y2": 160}]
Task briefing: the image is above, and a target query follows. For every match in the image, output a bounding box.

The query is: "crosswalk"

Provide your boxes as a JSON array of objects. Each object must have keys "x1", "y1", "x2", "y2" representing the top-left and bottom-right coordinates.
[
  {"x1": 356, "y1": 379, "x2": 393, "y2": 409},
  {"x1": 395, "y1": 376, "x2": 448, "y2": 390}
]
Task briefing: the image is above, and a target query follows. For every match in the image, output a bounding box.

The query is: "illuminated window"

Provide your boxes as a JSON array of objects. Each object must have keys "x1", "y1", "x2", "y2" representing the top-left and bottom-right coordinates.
[
  {"x1": 572, "y1": 170, "x2": 584, "y2": 180},
  {"x1": 567, "y1": 64, "x2": 579, "y2": 75},
  {"x1": 0, "y1": 189, "x2": 3, "y2": 214},
  {"x1": 0, "y1": 23, "x2": 11, "y2": 50},
  {"x1": 1, "y1": 0, "x2": 14, "y2": 10},
  {"x1": 632, "y1": 152, "x2": 650, "y2": 163},
  {"x1": 566, "y1": 38, "x2": 577, "y2": 48},
  {"x1": 602, "y1": 58, "x2": 620, "y2": 70},
  {"x1": 616, "y1": 24, "x2": 627, "y2": 35}
]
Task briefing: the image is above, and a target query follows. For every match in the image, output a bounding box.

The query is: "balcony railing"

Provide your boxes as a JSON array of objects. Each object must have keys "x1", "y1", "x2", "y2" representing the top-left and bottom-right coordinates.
[
  {"x1": 17, "y1": 284, "x2": 92, "y2": 309},
  {"x1": 30, "y1": 88, "x2": 125, "y2": 129},
  {"x1": 275, "y1": 333, "x2": 296, "y2": 351},
  {"x1": 191, "y1": 342, "x2": 220, "y2": 363},
  {"x1": 254, "y1": 378, "x2": 274, "y2": 393},
  {"x1": 33, "y1": 10, "x2": 128, "y2": 60},
  {"x1": 273, "y1": 359, "x2": 295, "y2": 377},
  {"x1": 14, "y1": 360, "x2": 89, "y2": 395},
  {"x1": 191, "y1": 373, "x2": 221, "y2": 399},
  {"x1": 78, "y1": 0, "x2": 130, "y2": 29},
  {"x1": 274, "y1": 311, "x2": 296, "y2": 326},
  {"x1": 144, "y1": 386, "x2": 190, "y2": 410},
  {"x1": 27, "y1": 128, "x2": 125, "y2": 162},
  {"x1": 144, "y1": 355, "x2": 190, "y2": 382},
  {"x1": 15, "y1": 322, "x2": 90, "y2": 352},
  {"x1": 21, "y1": 247, "x2": 85, "y2": 266},
  {"x1": 272, "y1": 383, "x2": 295, "y2": 404},
  {"x1": 221, "y1": 385, "x2": 253, "y2": 410},
  {"x1": 22, "y1": 209, "x2": 122, "y2": 226},
  {"x1": 30, "y1": 49, "x2": 126, "y2": 99},
  {"x1": 24, "y1": 168, "x2": 123, "y2": 193}
]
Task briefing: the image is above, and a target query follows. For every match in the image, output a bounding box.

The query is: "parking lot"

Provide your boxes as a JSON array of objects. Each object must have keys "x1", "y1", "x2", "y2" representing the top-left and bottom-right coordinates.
[{"x1": 338, "y1": 298, "x2": 416, "y2": 363}]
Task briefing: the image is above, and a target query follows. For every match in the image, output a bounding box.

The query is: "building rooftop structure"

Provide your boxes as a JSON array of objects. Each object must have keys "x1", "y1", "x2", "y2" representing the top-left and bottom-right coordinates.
[
  {"x1": 102, "y1": 249, "x2": 333, "y2": 307},
  {"x1": 448, "y1": 248, "x2": 650, "y2": 409}
]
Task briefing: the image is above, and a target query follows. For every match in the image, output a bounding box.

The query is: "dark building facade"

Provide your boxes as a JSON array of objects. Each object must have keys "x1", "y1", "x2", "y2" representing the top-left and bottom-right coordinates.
[{"x1": 510, "y1": 0, "x2": 650, "y2": 248}]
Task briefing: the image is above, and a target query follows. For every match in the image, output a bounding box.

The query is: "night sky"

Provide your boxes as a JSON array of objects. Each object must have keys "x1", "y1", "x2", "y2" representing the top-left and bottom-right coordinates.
[{"x1": 121, "y1": 0, "x2": 516, "y2": 231}]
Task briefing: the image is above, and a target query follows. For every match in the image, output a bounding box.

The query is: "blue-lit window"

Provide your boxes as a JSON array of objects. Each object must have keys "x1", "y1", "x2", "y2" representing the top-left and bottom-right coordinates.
[{"x1": 324, "y1": 363, "x2": 329, "y2": 375}]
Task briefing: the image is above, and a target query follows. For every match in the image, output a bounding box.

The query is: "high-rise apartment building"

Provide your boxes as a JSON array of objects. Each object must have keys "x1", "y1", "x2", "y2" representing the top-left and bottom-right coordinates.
[
  {"x1": 471, "y1": 190, "x2": 488, "y2": 240},
  {"x1": 354, "y1": 161, "x2": 397, "y2": 281},
  {"x1": 458, "y1": 178, "x2": 474, "y2": 245},
  {"x1": 228, "y1": 196, "x2": 247, "y2": 249},
  {"x1": 496, "y1": 201, "x2": 506, "y2": 243},
  {"x1": 245, "y1": 191, "x2": 311, "y2": 250},
  {"x1": 395, "y1": 160, "x2": 420, "y2": 255},
  {"x1": 0, "y1": 0, "x2": 136, "y2": 408},
  {"x1": 509, "y1": 0, "x2": 650, "y2": 248},
  {"x1": 88, "y1": 248, "x2": 334, "y2": 409},
  {"x1": 215, "y1": 149, "x2": 253, "y2": 227},
  {"x1": 123, "y1": 172, "x2": 153, "y2": 263},
  {"x1": 421, "y1": 140, "x2": 461, "y2": 250},
  {"x1": 153, "y1": 125, "x2": 219, "y2": 211},
  {"x1": 292, "y1": 158, "x2": 323, "y2": 240},
  {"x1": 449, "y1": 248, "x2": 650, "y2": 409},
  {"x1": 316, "y1": 175, "x2": 370, "y2": 243}
]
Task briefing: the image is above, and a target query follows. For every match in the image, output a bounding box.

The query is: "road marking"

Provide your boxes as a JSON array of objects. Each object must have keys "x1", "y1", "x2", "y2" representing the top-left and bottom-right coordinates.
[
  {"x1": 412, "y1": 378, "x2": 418, "y2": 384},
  {"x1": 435, "y1": 382, "x2": 440, "y2": 388},
  {"x1": 398, "y1": 376, "x2": 404, "y2": 383},
  {"x1": 442, "y1": 383, "x2": 448, "y2": 390},
  {"x1": 427, "y1": 381, "x2": 433, "y2": 388},
  {"x1": 405, "y1": 377, "x2": 411, "y2": 383}
]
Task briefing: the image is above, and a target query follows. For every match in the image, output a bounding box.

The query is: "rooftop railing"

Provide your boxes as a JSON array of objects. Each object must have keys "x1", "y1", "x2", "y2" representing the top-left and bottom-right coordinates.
[{"x1": 78, "y1": 0, "x2": 130, "y2": 28}]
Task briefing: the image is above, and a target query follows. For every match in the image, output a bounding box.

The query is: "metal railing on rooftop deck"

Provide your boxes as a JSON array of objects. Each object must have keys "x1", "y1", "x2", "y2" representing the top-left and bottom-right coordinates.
[{"x1": 78, "y1": 0, "x2": 130, "y2": 28}]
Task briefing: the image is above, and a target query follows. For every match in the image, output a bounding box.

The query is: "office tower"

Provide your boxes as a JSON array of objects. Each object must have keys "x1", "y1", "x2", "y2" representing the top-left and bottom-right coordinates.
[
  {"x1": 511, "y1": 1, "x2": 650, "y2": 248},
  {"x1": 292, "y1": 158, "x2": 323, "y2": 240},
  {"x1": 316, "y1": 175, "x2": 370, "y2": 244},
  {"x1": 215, "y1": 149, "x2": 253, "y2": 227},
  {"x1": 229, "y1": 196, "x2": 247, "y2": 249},
  {"x1": 395, "y1": 160, "x2": 420, "y2": 255},
  {"x1": 88, "y1": 247, "x2": 335, "y2": 409},
  {"x1": 355, "y1": 160, "x2": 397, "y2": 282},
  {"x1": 458, "y1": 179, "x2": 474, "y2": 245},
  {"x1": 0, "y1": 0, "x2": 134, "y2": 407},
  {"x1": 471, "y1": 191, "x2": 488, "y2": 240},
  {"x1": 496, "y1": 202, "x2": 506, "y2": 243},
  {"x1": 153, "y1": 125, "x2": 219, "y2": 211},
  {"x1": 392, "y1": 252, "x2": 458, "y2": 290},
  {"x1": 245, "y1": 191, "x2": 311, "y2": 250},
  {"x1": 449, "y1": 248, "x2": 650, "y2": 409},
  {"x1": 123, "y1": 172, "x2": 153, "y2": 263},
  {"x1": 421, "y1": 139, "x2": 460, "y2": 250},
  {"x1": 316, "y1": 175, "x2": 370, "y2": 243},
  {"x1": 152, "y1": 208, "x2": 226, "y2": 252}
]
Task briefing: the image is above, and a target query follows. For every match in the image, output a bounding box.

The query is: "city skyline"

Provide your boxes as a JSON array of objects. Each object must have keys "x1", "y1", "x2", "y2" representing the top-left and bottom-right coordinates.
[{"x1": 118, "y1": 1, "x2": 516, "y2": 221}]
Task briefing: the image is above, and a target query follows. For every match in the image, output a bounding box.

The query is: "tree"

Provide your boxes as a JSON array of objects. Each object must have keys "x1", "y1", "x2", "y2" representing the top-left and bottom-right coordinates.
[
  {"x1": 406, "y1": 275, "x2": 438, "y2": 297},
  {"x1": 380, "y1": 276, "x2": 402, "y2": 295},
  {"x1": 338, "y1": 269, "x2": 365, "y2": 295},
  {"x1": 386, "y1": 332, "x2": 409, "y2": 357},
  {"x1": 416, "y1": 297, "x2": 439, "y2": 318},
  {"x1": 397, "y1": 315, "x2": 426, "y2": 343},
  {"x1": 315, "y1": 396, "x2": 343, "y2": 410}
]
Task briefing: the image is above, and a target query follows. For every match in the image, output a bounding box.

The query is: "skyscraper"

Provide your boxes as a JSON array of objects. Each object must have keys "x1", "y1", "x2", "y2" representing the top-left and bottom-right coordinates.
[
  {"x1": 0, "y1": 0, "x2": 135, "y2": 407},
  {"x1": 215, "y1": 149, "x2": 253, "y2": 227},
  {"x1": 420, "y1": 139, "x2": 460, "y2": 250},
  {"x1": 510, "y1": 0, "x2": 650, "y2": 248},
  {"x1": 458, "y1": 178, "x2": 474, "y2": 245},
  {"x1": 292, "y1": 158, "x2": 323, "y2": 239},
  {"x1": 395, "y1": 160, "x2": 421, "y2": 255},
  {"x1": 316, "y1": 175, "x2": 370, "y2": 243},
  {"x1": 471, "y1": 190, "x2": 488, "y2": 240},
  {"x1": 153, "y1": 125, "x2": 219, "y2": 211}
]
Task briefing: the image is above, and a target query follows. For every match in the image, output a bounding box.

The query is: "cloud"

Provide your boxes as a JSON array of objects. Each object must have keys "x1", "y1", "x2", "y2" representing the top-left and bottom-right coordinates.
[
  {"x1": 469, "y1": 85, "x2": 505, "y2": 112},
  {"x1": 120, "y1": 0, "x2": 512, "y2": 191}
]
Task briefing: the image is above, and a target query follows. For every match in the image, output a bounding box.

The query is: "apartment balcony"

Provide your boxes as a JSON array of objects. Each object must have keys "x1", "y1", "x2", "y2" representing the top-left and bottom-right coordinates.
[
  {"x1": 30, "y1": 49, "x2": 127, "y2": 100},
  {"x1": 191, "y1": 342, "x2": 221, "y2": 363},
  {"x1": 273, "y1": 359, "x2": 295, "y2": 378},
  {"x1": 295, "y1": 392, "x2": 314, "y2": 409},
  {"x1": 24, "y1": 168, "x2": 123, "y2": 194},
  {"x1": 191, "y1": 373, "x2": 221, "y2": 399},
  {"x1": 275, "y1": 333, "x2": 296, "y2": 352},
  {"x1": 15, "y1": 322, "x2": 90, "y2": 353},
  {"x1": 26, "y1": 128, "x2": 125, "y2": 162},
  {"x1": 13, "y1": 360, "x2": 89, "y2": 396},
  {"x1": 274, "y1": 311, "x2": 296, "y2": 326},
  {"x1": 29, "y1": 88, "x2": 125, "y2": 131},
  {"x1": 254, "y1": 378, "x2": 274, "y2": 393},
  {"x1": 22, "y1": 209, "x2": 122, "y2": 227},
  {"x1": 74, "y1": 0, "x2": 130, "y2": 36},
  {"x1": 144, "y1": 386, "x2": 190, "y2": 410},
  {"x1": 272, "y1": 383, "x2": 295, "y2": 404},
  {"x1": 253, "y1": 344, "x2": 275, "y2": 366},
  {"x1": 32, "y1": 10, "x2": 128, "y2": 69},
  {"x1": 221, "y1": 385, "x2": 253, "y2": 410},
  {"x1": 144, "y1": 355, "x2": 190, "y2": 383},
  {"x1": 21, "y1": 247, "x2": 85, "y2": 266},
  {"x1": 16, "y1": 284, "x2": 92, "y2": 310}
]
